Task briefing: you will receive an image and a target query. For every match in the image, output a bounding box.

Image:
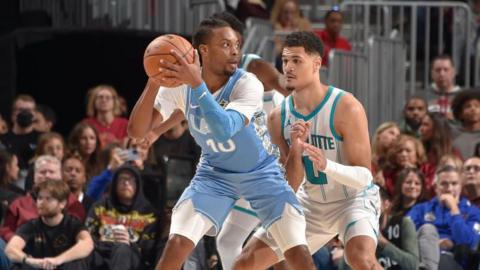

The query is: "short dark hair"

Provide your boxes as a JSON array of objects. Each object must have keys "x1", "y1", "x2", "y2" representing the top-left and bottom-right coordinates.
[
  {"x1": 35, "y1": 104, "x2": 57, "y2": 125},
  {"x1": 192, "y1": 17, "x2": 231, "y2": 50},
  {"x1": 325, "y1": 9, "x2": 342, "y2": 21},
  {"x1": 211, "y1": 12, "x2": 244, "y2": 37},
  {"x1": 34, "y1": 179, "x2": 70, "y2": 202},
  {"x1": 431, "y1": 54, "x2": 454, "y2": 67},
  {"x1": 451, "y1": 88, "x2": 480, "y2": 122},
  {"x1": 284, "y1": 31, "x2": 324, "y2": 57}
]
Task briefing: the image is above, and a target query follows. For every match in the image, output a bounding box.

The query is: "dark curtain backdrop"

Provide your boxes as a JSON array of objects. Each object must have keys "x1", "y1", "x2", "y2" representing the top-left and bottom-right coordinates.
[{"x1": 0, "y1": 29, "x2": 189, "y2": 136}]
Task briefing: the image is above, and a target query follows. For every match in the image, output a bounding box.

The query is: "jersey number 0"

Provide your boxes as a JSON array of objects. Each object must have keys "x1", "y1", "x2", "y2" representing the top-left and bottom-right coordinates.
[{"x1": 302, "y1": 156, "x2": 328, "y2": 185}]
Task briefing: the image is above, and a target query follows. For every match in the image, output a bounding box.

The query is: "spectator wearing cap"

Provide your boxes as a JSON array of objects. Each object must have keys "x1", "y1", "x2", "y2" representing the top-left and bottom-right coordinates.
[{"x1": 451, "y1": 88, "x2": 480, "y2": 159}]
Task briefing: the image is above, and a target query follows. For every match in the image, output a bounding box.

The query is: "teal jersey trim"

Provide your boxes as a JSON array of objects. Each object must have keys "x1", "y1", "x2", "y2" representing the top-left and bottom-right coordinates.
[
  {"x1": 232, "y1": 205, "x2": 258, "y2": 217},
  {"x1": 280, "y1": 99, "x2": 287, "y2": 137},
  {"x1": 329, "y1": 90, "x2": 345, "y2": 141},
  {"x1": 288, "y1": 86, "x2": 333, "y2": 121}
]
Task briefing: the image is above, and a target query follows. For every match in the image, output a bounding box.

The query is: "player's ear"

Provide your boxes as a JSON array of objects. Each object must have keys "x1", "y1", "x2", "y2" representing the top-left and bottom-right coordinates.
[
  {"x1": 313, "y1": 55, "x2": 322, "y2": 71},
  {"x1": 198, "y1": 44, "x2": 208, "y2": 56}
]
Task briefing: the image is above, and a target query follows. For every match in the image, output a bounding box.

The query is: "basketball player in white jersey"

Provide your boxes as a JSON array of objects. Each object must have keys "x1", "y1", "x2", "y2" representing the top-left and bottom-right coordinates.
[{"x1": 233, "y1": 31, "x2": 382, "y2": 270}]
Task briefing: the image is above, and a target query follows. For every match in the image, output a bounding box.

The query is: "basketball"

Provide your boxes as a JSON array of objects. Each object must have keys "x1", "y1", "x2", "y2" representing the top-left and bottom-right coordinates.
[{"x1": 143, "y1": 34, "x2": 195, "y2": 87}]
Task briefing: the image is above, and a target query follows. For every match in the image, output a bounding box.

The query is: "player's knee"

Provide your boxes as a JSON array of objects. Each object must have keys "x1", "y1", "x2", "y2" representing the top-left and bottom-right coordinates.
[
  {"x1": 166, "y1": 234, "x2": 195, "y2": 251},
  {"x1": 345, "y1": 236, "x2": 377, "y2": 269}
]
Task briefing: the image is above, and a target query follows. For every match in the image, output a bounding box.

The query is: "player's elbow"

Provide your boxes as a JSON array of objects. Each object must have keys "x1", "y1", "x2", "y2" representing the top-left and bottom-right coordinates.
[{"x1": 127, "y1": 121, "x2": 147, "y2": 140}]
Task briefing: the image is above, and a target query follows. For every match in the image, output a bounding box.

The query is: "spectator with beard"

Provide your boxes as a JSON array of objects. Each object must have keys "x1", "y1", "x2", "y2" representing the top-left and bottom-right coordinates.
[
  {"x1": 399, "y1": 96, "x2": 428, "y2": 137},
  {"x1": 5, "y1": 180, "x2": 93, "y2": 270},
  {"x1": 62, "y1": 154, "x2": 94, "y2": 213},
  {"x1": 0, "y1": 155, "x2": 85, "y2": 243},
  {"x1": 86, "y1": 165, "x2": 161, "y2": 270}
]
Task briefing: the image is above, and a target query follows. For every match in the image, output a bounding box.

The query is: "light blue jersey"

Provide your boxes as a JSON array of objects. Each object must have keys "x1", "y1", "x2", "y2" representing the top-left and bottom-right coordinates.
[{"x1": 172, "y1": 68, "x2": 300, "y2": 234}]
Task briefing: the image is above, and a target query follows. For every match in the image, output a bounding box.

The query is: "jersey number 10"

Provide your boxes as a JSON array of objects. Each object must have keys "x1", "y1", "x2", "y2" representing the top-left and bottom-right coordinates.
[{"x1": 206, "y1": 139, "x2": 236, "y2": 153}]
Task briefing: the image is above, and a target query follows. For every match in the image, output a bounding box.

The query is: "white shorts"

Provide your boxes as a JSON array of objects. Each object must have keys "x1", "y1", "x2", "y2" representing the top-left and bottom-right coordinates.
[
  {"x1": 255, "y1": 185, "x2": 380, "y2": 260},
  {"x1": 169, "y1": 200, "x2": 215, "y2": 245}
]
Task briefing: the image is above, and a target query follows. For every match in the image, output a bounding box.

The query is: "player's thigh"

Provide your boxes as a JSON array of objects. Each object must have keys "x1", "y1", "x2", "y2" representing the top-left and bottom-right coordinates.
[{"x1": 170, "y1": 199, "x2": 216, "y2": 245}]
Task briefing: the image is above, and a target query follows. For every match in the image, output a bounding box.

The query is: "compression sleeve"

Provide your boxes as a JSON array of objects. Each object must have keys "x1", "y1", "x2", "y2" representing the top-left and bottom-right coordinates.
[
  {"x1": 192, "y1": 82, "x2": 246, "y2": 142},
  {"x1": 323, "y1": 159, "x2": 373, "y2": 190}
]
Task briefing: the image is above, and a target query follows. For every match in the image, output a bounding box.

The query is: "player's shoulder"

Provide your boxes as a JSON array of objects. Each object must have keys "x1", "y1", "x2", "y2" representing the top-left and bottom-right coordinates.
[
  {"x1": 268, "y1": 106, "x2": 282, "y2": 123},
  {"x1": 332, "y1": 87, "x2": 365, "y2": 116},
  {"x1": 235, "y1": 70, "x2": 263, "y2": 90}
]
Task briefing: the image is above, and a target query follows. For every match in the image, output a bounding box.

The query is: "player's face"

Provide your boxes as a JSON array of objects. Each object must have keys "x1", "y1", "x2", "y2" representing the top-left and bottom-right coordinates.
[
  {"x1": 203, "y1": 27, "x2": 240, "y2": 76},
  {"x1": 36, "y1": 190, "x2": 66, "y2": 218},
  {"x1": 401, "y1": 172, "x2": 422, "y2": 201},
  {"x1": 282, "y1": 46, "x2": 321, "y2": 92}
]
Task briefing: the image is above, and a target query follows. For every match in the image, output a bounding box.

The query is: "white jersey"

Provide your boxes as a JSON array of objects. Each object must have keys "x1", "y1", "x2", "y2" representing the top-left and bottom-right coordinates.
[{"x1": 282, "y1": 86, "x2": 360, "y2": 203}]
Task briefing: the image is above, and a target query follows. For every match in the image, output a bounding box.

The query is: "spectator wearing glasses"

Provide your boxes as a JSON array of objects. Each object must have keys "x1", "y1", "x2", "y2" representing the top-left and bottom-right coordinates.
[
  {"x1": 83, "y1": 85, "x2": 129, "y2": 149},
  {"x1": 408, "y1": 165, "x2": 480, "y2": 269},
  {"x1": 86, "y1": 165, "x2": 160, "y2": 270},
  {"x1": 462, "y1": 157, "x2": 480, "y2": 207}
]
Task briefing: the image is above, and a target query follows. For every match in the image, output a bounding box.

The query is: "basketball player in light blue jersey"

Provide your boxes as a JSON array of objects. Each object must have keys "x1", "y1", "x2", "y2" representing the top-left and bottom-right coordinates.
[
  {"x1": 128, "y1": 19, "x2": 315, "y2": 270},
  {"x1": 234, "y1": 31, "x2": 382, "y2": 270}
]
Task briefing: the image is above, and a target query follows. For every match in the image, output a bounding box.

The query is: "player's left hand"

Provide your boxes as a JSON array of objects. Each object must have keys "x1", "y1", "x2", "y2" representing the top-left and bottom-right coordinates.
[
  {"x1": 300, "y1": 141, "x2": 327, "y2": 171},
  {"x1": 159, "y1": 49, "x2": 202, "y2": 88}
]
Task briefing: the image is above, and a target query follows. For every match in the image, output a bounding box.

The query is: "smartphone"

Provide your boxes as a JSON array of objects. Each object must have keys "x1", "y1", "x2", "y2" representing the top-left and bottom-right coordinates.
[{"x1": 117, "y1": 148, "x2": 140, "y2": 162}]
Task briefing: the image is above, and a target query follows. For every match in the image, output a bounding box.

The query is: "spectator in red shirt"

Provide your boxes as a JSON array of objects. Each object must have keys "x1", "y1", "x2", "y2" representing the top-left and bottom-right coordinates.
[
  {"x1": 315, "y1": 8, "x2": 352, "y2": 67},
  {"x1": 83, "y1": 85, "x2": 129, "y2": 149}
]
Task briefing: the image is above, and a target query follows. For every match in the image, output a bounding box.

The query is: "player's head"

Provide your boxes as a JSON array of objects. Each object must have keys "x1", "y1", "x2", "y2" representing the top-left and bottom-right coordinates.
[
  {"x1": 193, "y1": 17, "x2": 240, "y2": 76},
  {"x1": 211, "y1": 12, "x2": 245, "y2": 46},
  {"x1": 282, "y1": 31, "x2": 323, "y2": 92}
]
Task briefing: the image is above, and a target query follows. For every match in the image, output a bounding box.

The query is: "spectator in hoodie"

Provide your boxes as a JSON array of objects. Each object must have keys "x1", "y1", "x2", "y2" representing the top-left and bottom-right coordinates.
[{"x1": 86, "y1": 165, "x2": 160, "y2": 270}]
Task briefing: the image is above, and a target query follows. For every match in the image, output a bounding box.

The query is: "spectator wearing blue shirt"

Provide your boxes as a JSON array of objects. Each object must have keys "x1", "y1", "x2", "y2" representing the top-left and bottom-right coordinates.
[{"x1": 408, "y1": 165, "x2": 480, "y2": 269}]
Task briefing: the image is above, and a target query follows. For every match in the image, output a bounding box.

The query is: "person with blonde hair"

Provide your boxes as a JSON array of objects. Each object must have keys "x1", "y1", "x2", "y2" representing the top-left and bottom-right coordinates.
[
  {"x1": 83, "y1": 84, "x2": 129, "y2": 149},
  {"x1": 371, "y1": 122, "x2": 400, "y2": 173},
  {"x1": 380, "y1": 135, "x2": 436, "y2": 197}
]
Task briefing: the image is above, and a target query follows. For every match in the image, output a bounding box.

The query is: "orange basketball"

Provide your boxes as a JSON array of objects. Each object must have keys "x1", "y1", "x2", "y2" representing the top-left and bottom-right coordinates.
[{"x1": 143, "y1": 34, "x2": 195, "y2": 88}]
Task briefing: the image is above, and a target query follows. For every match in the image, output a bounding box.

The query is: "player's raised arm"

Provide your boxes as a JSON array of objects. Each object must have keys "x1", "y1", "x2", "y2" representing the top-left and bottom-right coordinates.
[
  {"x1": 247, "y1": 59, "x2": 288, "y2": 96},
  {"x1": 301, "y1": 93, "x2": 373, "y2": 190},
  {"x1": 128, "y1": 78, "x2": 163, "y2": 139}
]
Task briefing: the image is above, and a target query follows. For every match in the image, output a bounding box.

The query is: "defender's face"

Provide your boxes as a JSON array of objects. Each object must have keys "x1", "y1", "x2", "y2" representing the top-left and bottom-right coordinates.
[
  {"x1": 282, "y1": 46, "x2": 321, "y2": 92},
  {"x1": 203, "y1": 27, "x2": 240, "y2": 76}
]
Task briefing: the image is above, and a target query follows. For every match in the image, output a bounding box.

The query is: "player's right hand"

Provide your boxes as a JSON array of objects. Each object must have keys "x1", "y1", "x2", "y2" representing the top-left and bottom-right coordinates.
[
  {"x1": 291, "y1": 120, "x2": 311, "y2": 143},
  {"x1": 159, "y1": 49, "x2": 202, "y2": 88}
]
